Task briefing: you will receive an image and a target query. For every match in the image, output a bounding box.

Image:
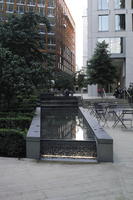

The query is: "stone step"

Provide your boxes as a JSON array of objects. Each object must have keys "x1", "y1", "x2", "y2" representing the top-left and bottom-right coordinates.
[
  {"x1": 39, "y1": 99, "x2": 79, "y2": 107},
  {"x1": 40, "y1": 155, "x2": 98, "y2": 164},
  {"x1": 38, "y1": 96, "x2": 79, "y2": 108},
  {"x1": 40, "y1": 104, "x2": 78, "y2": 108},
  {"x1": 39, "y1": 99, "x2": 78, "y2": 103}
]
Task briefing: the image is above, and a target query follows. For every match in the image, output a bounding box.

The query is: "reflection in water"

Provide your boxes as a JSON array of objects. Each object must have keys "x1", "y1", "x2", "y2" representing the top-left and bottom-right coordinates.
[
  {"x1": 76, "y1": 126, "x2": 84, "y2": 140},
  {"x1": 41, "y1": 108, "x2": 94, "y2": 141},
  {"x1": 41, "y1": 108, "x2": 97, "y2": 159}
]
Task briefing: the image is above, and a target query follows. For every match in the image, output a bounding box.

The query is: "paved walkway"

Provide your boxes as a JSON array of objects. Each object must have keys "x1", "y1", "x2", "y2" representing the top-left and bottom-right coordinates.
[
  {"x1": 0, "y1": 125, "x2": 133, "y2": 200},
  {"x1": 74, "y1": 93, "x2": 115, "y2": 100}
]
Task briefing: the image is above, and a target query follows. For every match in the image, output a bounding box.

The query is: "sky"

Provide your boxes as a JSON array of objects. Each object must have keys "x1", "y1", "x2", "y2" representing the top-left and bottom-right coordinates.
[{"x1": 65, "y1": 0, "x2": 87, "y2": 71}]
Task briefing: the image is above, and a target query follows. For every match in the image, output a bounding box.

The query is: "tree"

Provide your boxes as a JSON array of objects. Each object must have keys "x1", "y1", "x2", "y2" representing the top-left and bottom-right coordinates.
[
  {"x1": 0, "y1": 13, "x2": 55, "y2": 95},
  {"x1": 87, "y1": 41, "x2": 117, "y2": 89},
  {"x1": 0, "y1": 12, "x2": 50, "y2": 65},
  {"x1": 0, "y1": 47, "x2": 33, "y2": 108},
  {"x1": 54, "y1": 72, "x2": 74, "y2": 91},
  {"x1": 0, "y1": 13, "x2": 55, "y2": 108},
  {"x1": 77, "y1": 73, "x2": 87, "y2": 89}
]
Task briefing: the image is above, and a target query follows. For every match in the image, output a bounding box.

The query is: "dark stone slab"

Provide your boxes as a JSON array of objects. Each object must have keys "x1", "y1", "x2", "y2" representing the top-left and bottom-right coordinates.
[
  {"x1": 79, "y1": 107, "x2": 113, "y2": 162},
  {"x1": 26, "y1": 107, "x2": 40, "y2": 159},
  {"x1": 41, "y1": 139, "x2": 97, "y2": 158}
]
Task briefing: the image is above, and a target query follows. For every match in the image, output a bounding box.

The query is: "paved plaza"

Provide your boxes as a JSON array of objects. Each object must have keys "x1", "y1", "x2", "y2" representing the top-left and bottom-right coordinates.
[{"x1": 0, "y1": 124, "x2": 133, "y2": 200}]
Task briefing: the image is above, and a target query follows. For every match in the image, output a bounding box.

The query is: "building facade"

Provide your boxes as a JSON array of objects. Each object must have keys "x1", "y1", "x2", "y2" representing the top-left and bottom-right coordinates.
[
  {"x1": 84, "y1": 0, "x2": 133, "y2": 88},
  {"x1": 0, "y1": 0, "x2": 75, "y2": 74}
]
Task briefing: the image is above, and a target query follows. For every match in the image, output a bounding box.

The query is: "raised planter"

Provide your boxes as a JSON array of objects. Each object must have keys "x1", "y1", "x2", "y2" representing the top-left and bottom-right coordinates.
[
  {"x1": 39, "y1": 96, "x2": 79, "y2": 108},
  {"x1": 26, "y1": 107, "x2": 40, "y2": 159},
  {"x1": 79, "y1": 107, "x2": 113, "y2": 162},
  {"x1": 26, "y1": 106, "x2": 113, "y2": 162}
]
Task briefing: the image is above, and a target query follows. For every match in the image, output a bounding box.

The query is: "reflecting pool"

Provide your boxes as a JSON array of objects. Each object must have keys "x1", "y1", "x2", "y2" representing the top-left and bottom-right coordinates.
[
  {"x1": 41, "y1": 108, "x2": 94, "y2": 140},
  {"x1": 41, "y1": 108, "x2": 97, "y2": 160}
]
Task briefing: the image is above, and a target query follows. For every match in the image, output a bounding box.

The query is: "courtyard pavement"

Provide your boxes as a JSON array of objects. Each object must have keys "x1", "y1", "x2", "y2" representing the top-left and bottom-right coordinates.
[
  {"x1": 74, "y1": 92, "x2": 115, "y2": 100},
  {"x1": 0, "y1": 125, "x2": 133, "y2": 200},
  {"x1": 0, "y1": 94, "x2": 133, "y2": 200}
]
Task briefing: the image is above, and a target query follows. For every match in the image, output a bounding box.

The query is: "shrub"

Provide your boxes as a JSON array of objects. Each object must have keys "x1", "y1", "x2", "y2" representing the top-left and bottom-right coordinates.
[
  {"x1": 0, "y1": 116, "x2": 32, "y2": 129},
  {"x1": 0, "y1": 112, "x2": 34, "y2": 118},
  {"x1": 15, "y1": 95, "x2": 37, "y2": 112},
  {"x1": 0, "y1": 129, "x2": 26, "y2": 157}
]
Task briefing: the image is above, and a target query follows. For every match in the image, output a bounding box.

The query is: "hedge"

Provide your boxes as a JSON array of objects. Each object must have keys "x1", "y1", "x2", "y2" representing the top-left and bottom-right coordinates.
[
  {"x1": 0, "y1": 129, "x2": 26, "y2": 158},
  {"x1": 0, "y1": 112, "x2": 34, "y2": 118},
  {"x1": 0, "y1": 116, "x2": 32, "y2": 129}
]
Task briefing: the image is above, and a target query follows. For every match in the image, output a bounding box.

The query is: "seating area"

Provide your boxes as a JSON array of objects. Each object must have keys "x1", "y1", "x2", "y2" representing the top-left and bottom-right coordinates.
[{"x1": 84, "y1": 100, "x2": 133, "y2": 130}]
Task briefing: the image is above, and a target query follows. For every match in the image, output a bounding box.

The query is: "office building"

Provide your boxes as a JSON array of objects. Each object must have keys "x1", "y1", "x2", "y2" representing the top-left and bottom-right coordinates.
[
  {"x1": 0, "y1": 0, "x2": 75, "y2": 74},
  {"x1": 84, "y1": 0, "x2": 133, "y2": 87}
]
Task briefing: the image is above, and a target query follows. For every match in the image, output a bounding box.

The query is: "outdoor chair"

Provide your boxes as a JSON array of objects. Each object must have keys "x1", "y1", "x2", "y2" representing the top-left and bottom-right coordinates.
[
  {"x1": 93, "y1": 103, "x2": 107, "y2": 125},
  {"x1": 106, "y1": 102, "x2": 133, "y2": 129},
  {"x1": 87, "y1": 103, "x2": 96, "y2": 115}
]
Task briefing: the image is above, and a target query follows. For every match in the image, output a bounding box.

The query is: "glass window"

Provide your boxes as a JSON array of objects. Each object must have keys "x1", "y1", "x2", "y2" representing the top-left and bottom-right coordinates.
[
  {"x1": 47, "y1": 8, "x2": 55, "y2": 17},
  {"x1": 38, "y1": 7, "x2": 45, "y2": 16},
  {"x1": 48, "y1": 36, "x2": 56, "y2": 44},
  {"x1": 48, "y1": 0, "x2": 55, "y2": 7},
  {"x1": 6, "y1": 4, "x2": 14, "y2": 12},
  {"x1": 99, "y1": 15, "x2": 109, "y2": 31},
  {"x1": 115, "y1": 0, "x2": 125, "y2": 9},
  {"x1": 0, "y1": 3, "x2": 3, "y2": 10},
  {"x1": 16, "y1": 0, "x2": 25, "y2": 5},
  {"x1": 16, "y1": 5, "x2": 25, "y2": 14},
  {"x1": 38, "y1": 0, "x2": 45, "y2": 7},
  {"x1": 98, "y1": 0, "x2": 108, "y2": 10},
  {"x1": 27, "y1": 6, "x2": 35, "y2": 12},
  {"x1": 6, "y1": 0, "x2": 14, "y2": 3},
  {"x1": 115, "y1": 14, "x2": 125, "y2": 31},
  {"x1": 27, "y1": 0, "x2": 35, "y2": 5},
  {"x1": 98, "y1": 37, "x2": 123, "y2": 54}
]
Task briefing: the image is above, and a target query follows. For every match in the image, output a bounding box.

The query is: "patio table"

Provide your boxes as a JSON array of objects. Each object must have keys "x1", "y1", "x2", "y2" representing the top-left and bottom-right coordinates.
[{"x1": 112, "y1": 108, "x2": 133, "y2": 129}]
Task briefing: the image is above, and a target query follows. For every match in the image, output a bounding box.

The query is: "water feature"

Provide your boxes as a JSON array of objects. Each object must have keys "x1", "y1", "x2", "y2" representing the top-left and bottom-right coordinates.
[{"x1": 41, "y1": 108, "x2": 97, "y2": 160}]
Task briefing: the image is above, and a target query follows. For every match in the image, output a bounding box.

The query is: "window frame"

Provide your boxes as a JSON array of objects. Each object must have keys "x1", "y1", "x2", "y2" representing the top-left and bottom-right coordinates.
[
  {"x1": 97, "y1": 37, "x2": 124, "y2": 54},
  {"x1": 98, "y1": 0, "x2": 109, "y2": 10},
  {"x1": 115, "y1": 14, "x2": 125, "y2": 31},
  {"x1": 98, "y1": 15, "x2": 109, "y2": 31},
  {"x1": 114, "y1": 0, "x2": 125, "y2": 9},
  {"x1": 132, "y1": 0, "x2": 133, "y2": 9}
]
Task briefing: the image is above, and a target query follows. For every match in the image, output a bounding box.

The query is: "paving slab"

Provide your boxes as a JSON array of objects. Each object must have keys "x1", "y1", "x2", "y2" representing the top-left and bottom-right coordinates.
[{"x1": 0, "y1": 126, "x2": 133, "y2": 200}]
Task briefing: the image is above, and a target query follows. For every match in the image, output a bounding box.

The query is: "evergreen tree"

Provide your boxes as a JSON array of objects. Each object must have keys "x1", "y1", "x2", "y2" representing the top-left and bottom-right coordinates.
[
  {"x1": 0, "y1": 47, "x2": 33, "y2": 107},
  {"x1": 0, "y1": 12, "x2": 50, "y2": 65},
  {"x1": 87, "y1": 41, "x2": 117, "y2": 88},
  {"x1": 77, "y1": 73, "x2": 87, "y2": 89},
  {"x1": 0, "y1": 13, "x2": 54, "y2": 90},
  {"x1": 54, "y1": 72, "x2": 74, "y2": 90},
  {"x1": 0, "y1": 13, "x2": 54, "y2": 108}
]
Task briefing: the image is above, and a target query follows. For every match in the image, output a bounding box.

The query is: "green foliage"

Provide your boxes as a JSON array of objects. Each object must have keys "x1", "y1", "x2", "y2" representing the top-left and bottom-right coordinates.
[
  {"x1": 77, "y1": 74, "x2": 87, "y2": 88},
  {"x1": 30, "y1": 62, "x2": 54, "y2": 90},
  {"x1": 0, "y1": 47, "x2": 34, "y2": 105},
  {"x1": 14, "y1": 95, "x2": 37, "y2": 112},
  {"x1": 0, "y1": 13, "x2": 50, "y2": 64},
  {"x1": 54, "y1": 72, "x2": 74, "y2": 90},
  {"x1": 0, "y1": 116, "x2": 32, "y2": 130},
  {"x1": 0, "y1": 128, "x2": 26, "y2": 135},
  {"x1": 0, "y1": 129, "x2": 26, "y2": 157},
  {"x1": 87, "y1": 41, "x2": 117, "y2": 87},
  {"x1": 0, "y1": 13, "x2": 54, "y2": 108},
  {"x1": 0, "y1": 111, "x2": 34, "y2": 118}
]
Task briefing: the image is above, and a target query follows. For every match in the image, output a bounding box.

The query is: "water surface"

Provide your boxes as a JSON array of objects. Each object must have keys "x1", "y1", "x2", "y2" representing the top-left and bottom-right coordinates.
[{"x1": 41, "y1": 108, "x2": 94, "y2": 141}]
